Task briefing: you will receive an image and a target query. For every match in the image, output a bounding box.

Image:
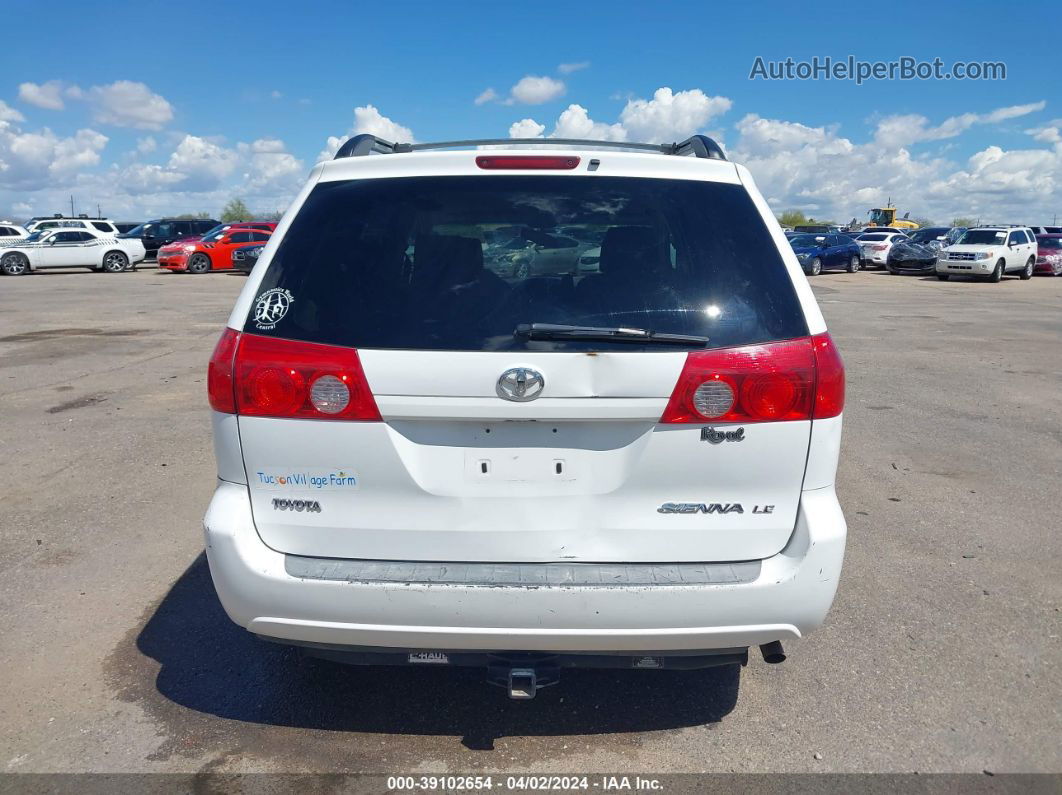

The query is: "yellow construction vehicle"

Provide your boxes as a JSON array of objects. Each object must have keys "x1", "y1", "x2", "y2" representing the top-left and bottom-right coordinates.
[{"x1": 866, "y1": 201, "x2": 920, "y2": 230}]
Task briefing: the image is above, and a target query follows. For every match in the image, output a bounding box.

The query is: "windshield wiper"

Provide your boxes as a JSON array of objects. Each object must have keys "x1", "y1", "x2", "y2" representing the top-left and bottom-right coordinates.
[{"x1": 514, "y1": 323, "x2": 709, "y2": 346}]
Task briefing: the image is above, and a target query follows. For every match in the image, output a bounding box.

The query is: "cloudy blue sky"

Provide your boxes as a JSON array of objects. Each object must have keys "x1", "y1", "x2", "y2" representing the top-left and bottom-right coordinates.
[{"x1": 0, "y1": 0, "x2": 1058, "y2": 224}]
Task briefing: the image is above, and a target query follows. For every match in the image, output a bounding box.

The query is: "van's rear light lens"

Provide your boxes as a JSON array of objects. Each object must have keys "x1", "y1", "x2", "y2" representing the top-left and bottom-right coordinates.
[
  {"x1": 309, "y1": 374, "x2": 351, "y2": 414},
  {"x1": 692, "y1": 379, "x2": 735, "y2": 418},
  {"x1": 660, "y1": 337, "x2": 822, "y2": 424},
  {"x1": 207, "y1": 328, "x2": 240, "y2": 413},
  {"x1": 811, "y1": 332, "x2": 845, "y2": 418},
  {"x1": 475, "y1": 155, "x2": 580, "y2": 170},
  {"x1": 233, "y1": 334, "x2": 381, "y2": 421}
]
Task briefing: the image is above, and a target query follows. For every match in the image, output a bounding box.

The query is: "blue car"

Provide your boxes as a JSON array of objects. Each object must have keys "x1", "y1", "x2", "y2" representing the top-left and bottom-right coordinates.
[{"x1": 788, "y1": 233, "x2": 863, "y2": 276}]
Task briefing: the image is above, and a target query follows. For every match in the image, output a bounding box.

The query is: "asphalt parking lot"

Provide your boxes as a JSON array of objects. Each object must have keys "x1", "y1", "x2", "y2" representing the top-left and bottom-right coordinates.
[{"x1": 0, "y1": 266, "x2": 1059, "y2": 775}]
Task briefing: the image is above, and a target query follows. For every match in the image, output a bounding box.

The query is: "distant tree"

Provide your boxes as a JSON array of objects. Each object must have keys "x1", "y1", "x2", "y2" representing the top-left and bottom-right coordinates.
[
  {"x1": 174, "y1": 212, "x2": 213, "y2": 220},
  {"x1": 778, "y1": 209, "x2": 809, "y2": 227},
  {"x1": 951, "y1": 217, "x2": 976, "y2": 228},
  {"x1": 910, "y1": 216, "x2": 935, "y2": 228},
  {"x1": 221, "y1": 198, "x2": 251, "y2": 222},
  {"x1": 254, "y1": 210, "x2": 284, "y2": 223}
]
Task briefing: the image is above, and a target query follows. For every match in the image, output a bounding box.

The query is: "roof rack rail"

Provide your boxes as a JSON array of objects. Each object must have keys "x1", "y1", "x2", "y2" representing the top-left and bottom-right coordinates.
[{"x1": 333, "y1": 134, "x2": 727, "y2": 161}]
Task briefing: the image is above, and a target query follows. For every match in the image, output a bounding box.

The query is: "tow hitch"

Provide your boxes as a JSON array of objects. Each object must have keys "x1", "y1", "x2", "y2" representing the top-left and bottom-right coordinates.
[{"x1": 487, "y1": 655, "x2": 560, "y2": 700}]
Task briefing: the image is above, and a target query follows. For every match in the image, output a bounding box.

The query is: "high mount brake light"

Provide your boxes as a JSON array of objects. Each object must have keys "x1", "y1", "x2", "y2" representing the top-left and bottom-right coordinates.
[
  {"x1": 207, "y1": 330, "x2": 381, "y2": 421},
  {"x1": 475, "y1": 155, "x2": 580, "y2": 170},
  {"x1": 659, "y1": 333, "x2": 844, "y2": 424}
]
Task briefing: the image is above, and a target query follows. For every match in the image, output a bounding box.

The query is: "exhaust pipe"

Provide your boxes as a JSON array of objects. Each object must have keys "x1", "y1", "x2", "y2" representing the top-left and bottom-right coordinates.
[{"x1": 759, "y1": 641, "x2": 786, "y2": 664}]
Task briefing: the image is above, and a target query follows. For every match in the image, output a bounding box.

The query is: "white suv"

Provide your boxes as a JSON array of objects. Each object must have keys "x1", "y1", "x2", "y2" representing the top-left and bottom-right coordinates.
[
  {"x1": 936, "y1": 226, "x2": 1037, "y2": 282},
  {"x1": 204, "y1": 135, "x2": 847, "y2": 698},
  {"x1": 22, "y1": 216, "x2": 120, "y2": 236}
]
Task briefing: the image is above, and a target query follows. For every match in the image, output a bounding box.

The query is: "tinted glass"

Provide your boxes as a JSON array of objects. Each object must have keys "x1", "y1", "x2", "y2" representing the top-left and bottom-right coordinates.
[
  {"x1": 789, "y1": 235, "x2": 826, "y2": 246},
  {"x1": 229, "y1": 231, "x2": 253, "y2": 243},
  {"x1": 91, "y1": 222, "x2": 112, "y2": 233},
  {"x1": 959, "y1": 230, "x2": 1007, "y2": 245},
  {"x1": 857, "y1": 234, "x2": 888, "y2": 241},
  {"x1": 1036, "y1": 237, "x2": 1062, "y2": 249},
  {"x1": 250, "y1": 231, "x2": 271, "y2": 242},
  {"x1": 249, "y1": 176, "x2": 807, "y2": 352}
]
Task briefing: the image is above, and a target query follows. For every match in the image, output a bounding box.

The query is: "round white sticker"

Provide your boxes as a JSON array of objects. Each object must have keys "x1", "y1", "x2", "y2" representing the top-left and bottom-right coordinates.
[{"x1": 253, "y1": 288, "x2": 294, "y2": 330}]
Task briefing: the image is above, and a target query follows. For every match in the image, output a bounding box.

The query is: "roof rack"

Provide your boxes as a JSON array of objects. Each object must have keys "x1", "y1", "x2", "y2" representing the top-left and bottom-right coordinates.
[{"x1": 332, "y1": 134, "x2": 727, "y2": 161}]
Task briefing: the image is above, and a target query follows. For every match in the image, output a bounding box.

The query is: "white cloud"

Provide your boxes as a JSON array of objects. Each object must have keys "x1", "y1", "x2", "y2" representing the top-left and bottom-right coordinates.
[
  {"x1": 270, "y1": 90, "x2": 283, "y2": 100},
  {"x1": 0, "y1": 118, "x2": 109, "y2": 190},
  {"x1": 474, "y1": 88, "x2": 499, "y2": 106},
  {"x1": 731, "y1": 106, "x2": 1062, "y2": 225},
  {"x1": 874, "y1": 101, "x2": 1047, "y2": 148},
  {"x1": 507, "y1": 87, "x2": 731, "y2": 145},
  {"x1": 0, "y1": 101, "x2": 25, "y2": 123},
  {"x1": 508, "y1": 118, "x2": 546, "y2": 138},
  {"x1": 136, "y1": 136, "x2": 157, "y2": 154},
  {"x1": 18, "y1": 79, "x2": 175, "y2": 130},
  {"x1": 552, "y1": 104, "x2": 627, "y2": 141},
  {"x1": 18, "y1": 81, "x2": 68, "y2": 110},
  {"x1": 619, "y1": 87, "x2": 733, "y2": 143},
  {"x1": 1026, "y1": 120, "x2": 1062, "y2": 145},
  {"x1": 507, "y1": 75, "x2": 566, "y2": 105},
  {"x1": 558, "y1": 61, "x2": 590, "y2": 75},
  {"x1": 86, "y1": 81, "x2": 174, "y2": 130},
  {"x1": 319, "y1": 105, "x2": 414, "y2": 161}
]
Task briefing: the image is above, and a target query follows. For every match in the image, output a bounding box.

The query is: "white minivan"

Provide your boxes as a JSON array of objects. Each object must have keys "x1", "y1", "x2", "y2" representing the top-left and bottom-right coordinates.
[{"x1": 204, "y1": 135, "x2": 847, "y2": 698}]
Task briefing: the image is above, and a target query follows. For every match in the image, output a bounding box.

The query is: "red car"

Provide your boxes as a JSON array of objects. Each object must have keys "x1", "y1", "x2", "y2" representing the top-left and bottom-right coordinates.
[
  {"x1": 1034, "y1": 234, "x2": 1062, "y2": 275},
  {"x1": 158, "y1": 222, "x2": 276, "y2": 273}
]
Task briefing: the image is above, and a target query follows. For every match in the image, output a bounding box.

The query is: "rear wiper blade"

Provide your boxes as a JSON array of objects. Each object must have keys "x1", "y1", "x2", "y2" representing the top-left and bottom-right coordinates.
[{"x1": 514, "y1": 323, "x2": 709, "y2": 346}]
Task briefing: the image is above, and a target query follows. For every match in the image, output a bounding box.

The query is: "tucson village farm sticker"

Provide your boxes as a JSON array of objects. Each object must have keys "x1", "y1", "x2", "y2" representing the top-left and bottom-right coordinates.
[
  {"x1": 253, "y1": 288, "x2": 294, "y2": 330},
  {"x1": 254, "y1": 468, "x2": 359, "y2": 491}
]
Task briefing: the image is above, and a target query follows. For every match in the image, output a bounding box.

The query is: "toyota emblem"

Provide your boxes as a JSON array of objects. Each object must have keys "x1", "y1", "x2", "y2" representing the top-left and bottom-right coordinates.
[{"x1": 496, "y1": 367, "x2": 545, "y2": 402}]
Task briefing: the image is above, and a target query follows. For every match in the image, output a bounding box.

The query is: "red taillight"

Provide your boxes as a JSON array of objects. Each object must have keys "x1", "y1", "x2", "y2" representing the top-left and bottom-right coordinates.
[
  {"x1": 811, "y1": 332, "x2": 845, "y2": 419},
  {"x1": 475, "y1": 155, "x2": 580, "y2": 170},
  {"x1": 207, "y1": 327, "x2": 240, "y2": 413},
  {"x1": 660, "y1": 334, "x2": 844, "y2": 424},
  {"x1": 230, "y1": 333, "x2": 381, "y2": 421}
]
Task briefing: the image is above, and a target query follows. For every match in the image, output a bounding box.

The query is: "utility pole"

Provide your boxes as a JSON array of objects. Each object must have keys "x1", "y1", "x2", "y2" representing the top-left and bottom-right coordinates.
[{"x1": 70, "y1": 196, "x2": 75, "y2": 217}]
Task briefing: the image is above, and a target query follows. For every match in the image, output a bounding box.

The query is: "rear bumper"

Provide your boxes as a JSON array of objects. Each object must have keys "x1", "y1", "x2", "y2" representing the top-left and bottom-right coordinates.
[{"x1": 204, "y1": 481, "x2": 846, "y2": 654}]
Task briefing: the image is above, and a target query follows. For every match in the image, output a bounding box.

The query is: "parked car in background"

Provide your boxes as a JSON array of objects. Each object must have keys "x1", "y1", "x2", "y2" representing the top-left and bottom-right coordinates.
[
  {"x1": 23, "y1": 216, "x2": 120, "y2": 236},
  {"x1": 160, "y1": 224, "x2": 274, "y2": 273},
  {"x1": 230, "y1": 242, "x2": 266, "y2": 274},
  {"x1": 860, "y1": 227, "x2": 909, "y2": 236},
  {"x1": 157, "y1": 222, "x2": 278, "y2": 271},
  {"x1": 793, "y1": 224, "x2": 839, "y2": 234},
  {"x1": 118, "y1": 218, "x2": 219, "y2": 259},
  {"x1": 886, "y1": 238, "x2": 939, "y2": 275},
  {"x1": 0, "y1": 228, "x2": 145, "y2": 275},
  {"x1": 0, "y1": 221, "x2": 28, "y2": 241},
  {"x1": 1028, "y1": 226, "x2": 1062, "y2": 235},
  {"x1": 906, "y1": 227, "x2": 952, "y2": 249},
  {"x1": 788, "y1": 233, "x2": 862, "y2": 275},
  {"x1": 936, "y1": 226, "x2": 1037, "y2": 282},
  {"x1": 856, "y1": 231, "x2": 908, "y2": 268},
  {"x1": 114, "y1": 222, "x2": 142, "y2": 234},
  {"x1": 1033, "y1": 234, "x2": 1062, "y2": 275}
]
